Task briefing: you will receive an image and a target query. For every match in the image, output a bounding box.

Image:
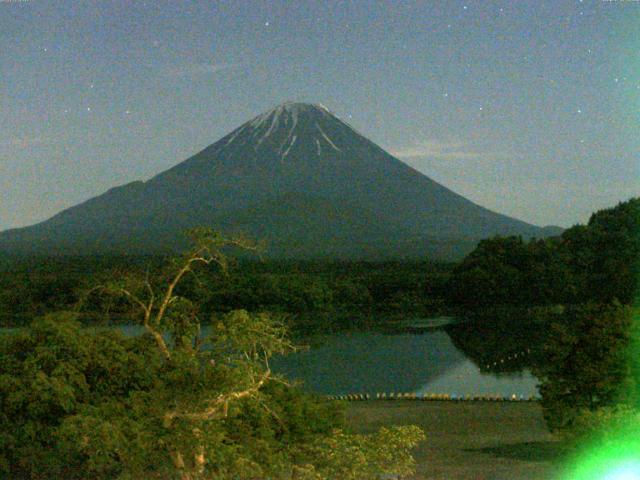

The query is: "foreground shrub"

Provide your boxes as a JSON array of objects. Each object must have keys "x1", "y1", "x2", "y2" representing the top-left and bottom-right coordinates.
[
  {"x1": 0, "y1": 229, "x2": 424, "y2": 479},
  {"x1": 567, "y1": 405, "x2": 640, "y2": 447},
  {"x1": 533, "y1": 302, "x2": 631, "y2": 432}
]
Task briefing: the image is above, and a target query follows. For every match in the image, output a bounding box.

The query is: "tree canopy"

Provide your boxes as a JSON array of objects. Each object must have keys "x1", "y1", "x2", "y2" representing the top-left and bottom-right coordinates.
[
  {"x1": 0, "y1": 228, "x2": 424, "y2": 479},
  {"x1": 447, "y1": 197, "x2": 639, "y2": 310},
  {"x1": 532, "y1": 302, "x2": 633, "y2": 432}
]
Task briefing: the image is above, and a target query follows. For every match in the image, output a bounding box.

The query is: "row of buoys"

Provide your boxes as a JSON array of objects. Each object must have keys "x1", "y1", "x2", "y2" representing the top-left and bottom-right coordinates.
[
  {"x1": 485, "y1": 348, "x2": 532, "y2": 369},
  {"x1": 328, "y1": 393, "x2": 372, "y2": 401},
  {"x1": 327, "y1": 392, "x2": 539, "y2": 402}
]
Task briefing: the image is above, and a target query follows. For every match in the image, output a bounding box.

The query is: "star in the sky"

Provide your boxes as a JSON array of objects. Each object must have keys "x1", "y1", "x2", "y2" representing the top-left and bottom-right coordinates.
[{"x1": 264, "y1": 21, "x2": 270, "y2": 27}]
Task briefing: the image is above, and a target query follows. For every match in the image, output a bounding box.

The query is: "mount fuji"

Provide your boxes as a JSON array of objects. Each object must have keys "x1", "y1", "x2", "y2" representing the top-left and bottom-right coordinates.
[{"x1": 0, "y1": 102, "x2": 562, "y2": 259}]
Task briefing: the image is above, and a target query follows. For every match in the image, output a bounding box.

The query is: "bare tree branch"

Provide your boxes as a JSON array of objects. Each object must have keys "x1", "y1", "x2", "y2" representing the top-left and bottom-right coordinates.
[
  {"x1": 118, "y1": 287, "x2": 172, "y2": 360},
  {"x1": 164, "y1": 369, "x2": 272, "y2": 425}
]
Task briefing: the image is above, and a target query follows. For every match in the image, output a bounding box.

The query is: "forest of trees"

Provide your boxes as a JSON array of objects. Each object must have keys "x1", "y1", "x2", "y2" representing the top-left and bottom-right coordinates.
[
  {"x1": 447, "y1": 198, "x2": 639, "y2": 309},
  {"x1": 447, "y1": 198, "x2": 639, "y2": 436},
  {"x1": 0, "y1": 229, "x2": 425, "y2": 479},
  {"x1": 0, "y1": 257, "x2": 453, "y2": 333},
  {"x1": 0, "y1": 197, "x2": 637, "y2": 477}
]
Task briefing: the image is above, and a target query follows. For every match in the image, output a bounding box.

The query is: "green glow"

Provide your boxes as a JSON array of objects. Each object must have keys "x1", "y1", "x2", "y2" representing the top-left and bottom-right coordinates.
[
  {"x1": 562, "y1": 308, "x2": 640, "y2": 479},
  {"x1": 562, "y1": 433, "x2": 640, "y2": 480},
  {"x1": 602, "y1": 462, "x2": 640, "y2": 480}
]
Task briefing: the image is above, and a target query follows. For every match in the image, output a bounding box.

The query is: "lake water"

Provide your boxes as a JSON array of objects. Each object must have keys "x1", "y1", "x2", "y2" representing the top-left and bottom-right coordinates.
[
  {"x1": 3, "y1": 319, "x2": 539, "y2": 398},
  {"x1": 116, "y1": 318, "x2": 540, "y2": 398},
  {"x1": 270, "y1": 329, "x2": 540, "y2": 398}
]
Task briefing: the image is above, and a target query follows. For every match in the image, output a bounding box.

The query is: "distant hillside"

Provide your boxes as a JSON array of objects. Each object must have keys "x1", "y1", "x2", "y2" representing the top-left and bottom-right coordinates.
[{"x1": 0, "y1": 102, "x2": 562, "y2": 260}]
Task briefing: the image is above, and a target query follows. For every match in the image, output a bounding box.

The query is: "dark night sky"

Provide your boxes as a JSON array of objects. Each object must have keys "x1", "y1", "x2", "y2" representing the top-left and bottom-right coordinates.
[{"x1": 1, "y1": 0, "x2": 638, "y2": 230}]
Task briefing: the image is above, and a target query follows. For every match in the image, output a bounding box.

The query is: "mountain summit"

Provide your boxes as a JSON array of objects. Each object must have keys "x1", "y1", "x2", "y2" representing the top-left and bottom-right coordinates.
[{"x1": 0, "y1": 102, "x2": 561, "y2": 259}]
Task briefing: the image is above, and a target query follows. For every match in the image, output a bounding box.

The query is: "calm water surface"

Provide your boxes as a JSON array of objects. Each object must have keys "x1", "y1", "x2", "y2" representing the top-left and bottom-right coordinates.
[
  {"x1": 1, "y1": 319, "x2": 538, "y2": 398},
  {"x1": 270, "y1": 330, "x2": 539, "y2": 398},
  {"x1": 118, "y1": 318, "x2": 540, "y2": 398}
]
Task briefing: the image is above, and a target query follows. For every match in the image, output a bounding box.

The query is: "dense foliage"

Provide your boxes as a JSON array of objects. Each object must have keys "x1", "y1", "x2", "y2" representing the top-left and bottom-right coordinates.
[
  {"x1": 447, "y1": 237, "x2": 574, "y2": 309},
  {"x1": 445, "y1": 306, "x2": 560, "y2": 375},
  {"x1": 0, "y1": 230, "x2": 425, "y2": 479},
  {"x1": 0, "y1": 258, "x2": 453, "y2": 332},
  {"x1": 563, "y1": 198, "x2": 640, "y2": 305},
  {"x1": 447, "y1": 198, "x2": 639, "y2": 310},
  {"x1": 532, "y1": 303, "x2": 633, "y2": 431},
  {"x1": 447, "y1": 198, "x2": 640, "y2": 436}
]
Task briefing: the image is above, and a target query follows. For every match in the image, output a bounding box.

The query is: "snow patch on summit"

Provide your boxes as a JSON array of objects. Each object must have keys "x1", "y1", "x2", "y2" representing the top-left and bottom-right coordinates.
[
  {"x1": 249, "y1": 102, "x2": 305, "y2": 148},
  {"x1": 224, "y1": 124, "x2": 248, "y2": 146},
  {"x1": 257, "y1": 110, "x2": 281, "y2": 146},
  {"x1": 282, "y1": 135, "x2": 297, "y2": 158},
  {"x1": 316, "y1": 123, "x2": 341, "y2": 151},
  {"x1": 221, "y1": 102, "x2": 347, "y2": 159}
]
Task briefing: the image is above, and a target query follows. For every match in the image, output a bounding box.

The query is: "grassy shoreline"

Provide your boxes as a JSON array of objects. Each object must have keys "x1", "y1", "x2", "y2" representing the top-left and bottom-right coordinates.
[{"x1": 346, "y1": 401, "x2": 561, "y2": 480}]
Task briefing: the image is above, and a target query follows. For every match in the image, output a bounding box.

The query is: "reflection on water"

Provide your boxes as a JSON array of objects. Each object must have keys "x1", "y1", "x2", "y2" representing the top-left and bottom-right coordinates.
[
  {"x1": 417, "y1": 361, "x2": 539, "y2": 398},
  {"x1": 271, "y1": 326, "x2": 541, "y2": 397},
  {"x1": 271, "y1": 331, "x2": 467, "y2": 395},
  {"x1": 114, "y1": 318, "x2": 542, "y2": 397}
]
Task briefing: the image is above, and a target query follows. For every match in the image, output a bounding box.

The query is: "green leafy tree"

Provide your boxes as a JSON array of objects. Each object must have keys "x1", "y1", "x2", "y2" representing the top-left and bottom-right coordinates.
[
  {"x1": 533, "y1": 302, "x2": 632, "y2": 432},
  {"x1": 566, "y1": 404, "x2": 640, "y2": 447},
  {"x1": 447, "y1": 235, "x2": 575, "y2": 309},
  {"x1": 447, "y1": 236, "x2": 528, "y2": 308},
  {"x1": 0, "y1": 228, "x2": 424, "y2": 479},
  {"x1": 564, "y1": 198, "x2": 640, "y2": 305}
]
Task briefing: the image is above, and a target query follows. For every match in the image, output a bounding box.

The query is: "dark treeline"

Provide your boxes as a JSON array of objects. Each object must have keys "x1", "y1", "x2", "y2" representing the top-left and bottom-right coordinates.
[
  {"x1": 1, "y1": 198, "x2": 637, "y2": 337},
  {"x1": 446, "y1": 197, "x2": 639, "y2": 309},
  {"x1": 446, "y1": 197, "x2": 639, "y2": 432},
  {"x1": 1, "y1": 198, "x2": 636, "y2": 335},
  {"x1": 446, "y1": 197, "x2": 639, "y2": 374},
  {"x1": 0, "y1": 231, "x2": 426, "y2": 479},
  {"x1": 0, "y1": 256, "x2": 454, "y2": 333},
  {"x1": 0, "y1": 197, "x2": 638, "y2": 442},
  {"x1": 0, "y1": 254, "x2": 167, "y2": 327}
]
